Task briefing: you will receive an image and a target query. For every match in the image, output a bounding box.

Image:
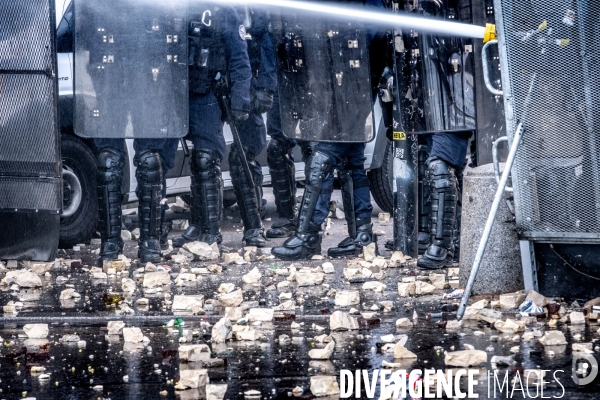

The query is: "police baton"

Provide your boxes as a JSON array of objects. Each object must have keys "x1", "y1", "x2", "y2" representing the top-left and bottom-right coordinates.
[{"x1": 214, "y1": 75, "x2": 255, "y2": 190}]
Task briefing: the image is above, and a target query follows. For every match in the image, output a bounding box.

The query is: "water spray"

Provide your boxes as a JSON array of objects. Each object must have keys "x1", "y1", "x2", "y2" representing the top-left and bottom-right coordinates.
[{"x1": 215, "y1": 0, "x2": 497, "y2": 41}]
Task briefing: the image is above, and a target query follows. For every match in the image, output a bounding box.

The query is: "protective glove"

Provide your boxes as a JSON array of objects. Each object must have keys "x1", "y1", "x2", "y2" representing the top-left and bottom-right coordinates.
[
  {"x1": 252, "y1": 89, "x2": 274, "y2": 114},
  {"x1": 231, "y1": 109, "x2": 249, "y2": 122}
]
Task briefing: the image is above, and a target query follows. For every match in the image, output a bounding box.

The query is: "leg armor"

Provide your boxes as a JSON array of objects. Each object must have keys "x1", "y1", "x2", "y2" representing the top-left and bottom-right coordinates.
[
  {"x1": 229, "y1": 146, "x2": 266, "y2": 247},
  {"x1": 135, "y1": 150, "x2": 163, "y2": 263},
  {"x1": 327, "y1": 169, "x2": 377, "y2": 258},
  {"x1": 266, "y1": 137, "x2": 297, "y2": 238},
  {"x1": 173, "y1": 148, "x2": 222, "y2": 247},
  {"x1": 97, "y1": 149, "x2": 125, "y2": 266},
  {"x1": 417, "y1": 158, "x2": 457, "y2": 269},
  {"x1": 272, "y1": 151, "x2": 333, "y2": 261},
  {"x1": 160, "y1": 173, "x2": 171, "y2": 250}
]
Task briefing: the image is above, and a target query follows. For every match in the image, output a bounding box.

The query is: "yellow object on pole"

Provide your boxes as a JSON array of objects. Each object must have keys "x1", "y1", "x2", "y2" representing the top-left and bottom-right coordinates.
[{"x1": 483, "y1": 23, "x2": 497, "y2": 43}]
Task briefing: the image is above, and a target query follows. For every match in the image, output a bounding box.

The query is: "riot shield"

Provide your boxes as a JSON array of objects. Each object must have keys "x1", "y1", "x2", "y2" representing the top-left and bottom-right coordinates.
[
  {"x1": 274, "y1": 14, "x2": 374, "y2": 142},
  {"x1": 401, "y1": 2, "x2": 476, "y2": 134},
  {"x1": 0, "y1": 0, "x2": 61, "y2": 260},
  {"x1": 74, "y1": 0, "x2": 188, "y2": 139}
]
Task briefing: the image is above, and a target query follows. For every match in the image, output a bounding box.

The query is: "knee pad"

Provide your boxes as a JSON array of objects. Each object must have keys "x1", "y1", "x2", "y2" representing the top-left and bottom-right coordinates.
[
  {"x1": 267, "y1": 137, "x2": 293, "y2": 164},
  {"x1": 427, "y1": 158, "x2": 455, "y2": 190},
  {"x1": 97, "y1": 149, "x2": 125, "y2": 184},
  {"x1": 192, "y1": 148, "x2": 220, "y2": 174},
  {"x1": 135, "y1": 150, "x2": 163, "y2": 184},
  {"x1": 305, "y1": 151, "x2": 334, "y2": 188}
]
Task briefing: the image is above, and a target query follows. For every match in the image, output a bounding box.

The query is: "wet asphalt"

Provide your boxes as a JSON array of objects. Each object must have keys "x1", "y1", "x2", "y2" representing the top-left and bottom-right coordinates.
[{"x1": 0, "y1": 188, "x2": 598, "y2": 399}]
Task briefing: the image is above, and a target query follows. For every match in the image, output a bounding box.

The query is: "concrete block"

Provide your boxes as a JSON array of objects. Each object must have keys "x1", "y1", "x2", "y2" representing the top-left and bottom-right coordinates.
[{"x1": 459, "y1": 163, "x2": 524, "y2": 295}]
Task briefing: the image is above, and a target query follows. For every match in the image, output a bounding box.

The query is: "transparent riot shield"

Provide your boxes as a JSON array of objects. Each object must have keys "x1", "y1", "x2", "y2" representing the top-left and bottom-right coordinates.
[
  {"x1": 0, "y1": 0, "x2": 61, "y2": 260},
  {"x1": 401, "y1": 3, "x2": 476, "y2": 134},
  {"x1": 274, "y1": 14, "x2": 374, "y2": 142},
  {"x1": 74, "y1": 0, "x2": 188, "y2": 138}
]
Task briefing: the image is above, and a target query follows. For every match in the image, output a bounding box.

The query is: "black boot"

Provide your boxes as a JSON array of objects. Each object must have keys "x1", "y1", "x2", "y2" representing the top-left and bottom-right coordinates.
[
  {"x1": 272, "y1": 151, "x2": 333, "y2": 260},
  {"x1": 328, "y1": 219, "x2": 378, "y2": 258},
  {"x1": 135, "y1": 150, "x2": 164, "y2": 263},
  {"x1": 97, "y1": 149, "x2": 125, "y2": 267},
  {"x1": 266, "y1": 137, "x2": 297, "y2": 238},
  {"x1": 172, "y1": 149, "x2": 222, "y2": 247},
  {"x1": 230, "y1": 146, "x2": 267, "y2": 247},
  {"x1": 417, "y1": 158, "x2": 457, "y2": 270}
]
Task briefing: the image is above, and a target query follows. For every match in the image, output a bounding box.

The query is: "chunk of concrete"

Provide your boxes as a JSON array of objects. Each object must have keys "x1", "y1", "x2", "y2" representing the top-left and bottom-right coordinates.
[
  {"x1": 218, "y1": 283, "x2": 235, "y2": 294},
  {"x1": 177, "y1": 369, "x2": 209, "y2": 389},
  {"x1": 526, "y1": 290, "x2": 549, "y2": 307},
  {"x1": 23, "y1": 324, "x2": 48, "y2": 339},
  {"x1": 179, "y1": 344, "x2": 211, "y2": 362},
  {"x1": 330, "y1": 311, "x2": 359, "y2": 331},
  {"x1": 310, "y1": 375, "x2": 340, "y2": 397},
  {"x1": 247, "y1": 308, "x2": 274, "y2": 322},
  {"x1": 444, "y1": 350, "x2": 487, "y2": 367},
  {"x1": 393, "y1": 344, "x2": 417, "y2": 359},
  {"x1": 242, "y1": 267, "x2": 262, "y2": 284},
  {"x1": 295, "y1": 269, "x2": 324, "y2": 286},
  {"x1": 4, "y1": 270, "x2": 42, "y2": 287},
  {"x1": 218, "y1": 289, "x2": 243, "y2": 308},
  {"x1": 395, "y1": 318, "x2": 413, "y2": 329},
  {"x1": 539, "y1": 331, "x2": 567, "y2": 346},
  {"x1": 569, "y1": 311, "x2": 586, "y2": 325},
  {"x1": 322, "y1": 262, "x2": 335, "y2": 274},
  {"x1": 334, "y1": 291, "x2": 361, "y2": 309},
  {"x1": 172, "y1": 295, "x2": 205, "y2": 311},
  {"x1": 362, "y1": 281, "x2": 386, "y2": 292},
  {"x1": 107, "y1": 321, "x2": 125, "y2": 335},
  {"x1": 183, "y1": 241, "x2": 219, "y2": 261},
  {"x1": 499, "y1": 292, "x2": 526, "y2": 310},
  {"x1": 308, "y1": 341, "x2": 335, "y2": 360},
  {"x1": 397, "y1": 282, "x2": 416, "y2": 297},
  {"x1": 143, "y1": 271, "x2": 171, "y2": 288},
  {"x1": 494, "y1": 319, "x2": 525, "y2": 333},
  {"x1": 207, "y1": 384, "x2": 228, "y2": 400},
  {"x1": 414, "y1": 281, "x2": 436, "y2": 295},
  {"x1": 211, "y1": 318, "x2": 232, "y2": 343},
  {"x1": 123, "y1": 327, "x2": 144, "y2": 343}
]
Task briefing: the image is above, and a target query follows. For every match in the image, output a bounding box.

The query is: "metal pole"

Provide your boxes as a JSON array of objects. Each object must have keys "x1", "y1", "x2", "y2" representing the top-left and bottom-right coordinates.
[{"x1": 457, "y1": 122, "x2": 524, "y2": 320}]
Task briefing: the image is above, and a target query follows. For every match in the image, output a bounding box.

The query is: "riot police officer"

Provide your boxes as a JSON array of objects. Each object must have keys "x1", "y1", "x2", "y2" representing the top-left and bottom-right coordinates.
[
  {"x1": 271, "y1": 0, "x2": 388, "y2": 261},
  {"x1": 57, "y1": 1, "x2": 179, "y2": 266},
  {"x1": 172, "y1": 3, "x2": 252, "y2": 248},
  {"x1": 228, "y1": 6, "x2": 277, "y2": 247}
]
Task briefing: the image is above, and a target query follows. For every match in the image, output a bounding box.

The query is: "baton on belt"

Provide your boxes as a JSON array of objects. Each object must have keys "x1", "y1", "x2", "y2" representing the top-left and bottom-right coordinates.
[{"x1": 214, "y1": 75, "x2": 254, "y2": 190}]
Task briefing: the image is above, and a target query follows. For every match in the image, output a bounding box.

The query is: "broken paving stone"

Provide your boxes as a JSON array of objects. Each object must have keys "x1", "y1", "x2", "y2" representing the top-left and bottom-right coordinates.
[
  {"x1": 499, "y1": 292, "x2": 526, "y2": 310},
  {"x1": 478, "y1": 309, "x2": 502, "y2": 324},
  {"x1": 183, "y1": 241, "x2": 220, "y2": 261},
  {"x1": 395, "y1": 318, "x2": 413, "y2": 329},
  {"x1": 429, "y1": 273, "x2": 446, "y2": 289},
  {"x1": 445, "y1": 320, "x2": 463, "y2": 330},
  {"x1": 397, "y1": 282, "x2": 416, "y2": 297},
  {"x1": 393, "y1": 343, "x2": 417, "y2": 359},
  {"x1": 107, "y1": 321, "x2": 125, "y2": 335},
  {"x1": 143, "y1": 271, "x2": 171, "y2": 288},
  {"x1": 121, "y1": 278, "x2": 136, "y2": 293},
  {"x1": 322, "y1": 262, "x2": 335, "y2": 274},
  {"x1": 172, "y1": 295, "x2": 204, "y2": 311},
  {"x1": 121, "y1": 230, "x2": 132, "y2": 241},
  {"x1": 308, "y1": 341, "x2": 335, "y2": 360},
  {"x1": 123, "y1": 327, "x2": 144, "y2": 343},
  {"x1": 363, "y1": 243, "x2": 377, "y2": 262},
  {"x1": 242, "y1": 267, "x2": 262, "y2": 284},
  {"x1": 572, "y1": 343, "x2": 593, "y2": 352},
  {"x1": 207, "y1": 384, "x2": 228, "y2": 400},
  {"x1": 471, "y1": 299, "x2": 489, "y2": 310},
  {"x1": 3, "y1": 270, "x2": 42, "y2": 287},
  {"x1": 362, "y1": 281, "x2": 386, "y2": 292},
  {"x1": 389, "y1": 251, "x2": 407, "y2": 267},
  {"x1": 381, "y1": 334, "x2": 395, "y2": 343},
  {"x1": 218, "y1": 289, "x2": 243, "y2": 308},
  {"x1": 30, "y1": 262, "x2": 55, "y2": 275},
  {"x1": 539, "y1": 331, "x2": 567, "y2": 346},
  {"x1": 462, "y1": 306, "x2": 480, "y2": 320},
  {"x1": 334, "y1": 290, "x2": 360, "y2": 307},
  {"x1": 211, "y1": 318, "x2": 232, "y2": 344},
  {"x1": 218, "y1": 283, "x2": 235, "y2": 294},
  {"x1": 569, "y1": 311, "x2": 586, "y2": 325},
  {"x1": 61, "y1": 334, "x2": 80, "y2": 342},
  {"x1": 526, "y1": 290, "x2": 549, "y2": 307},
  {"x1": 445, "y1": 350, "x2": 487, "y2": 367},
  {"x1": 222, "y1": 252, "x2": 241, "y2": 264},
  {"x1": 295, "y1": 269, "x2": 324, "y2": 286},
  {"x1": 176, "y1": 369, "x2": 209, "y2": 389},
  {"x1": 310, "y1": 375, "x2": 340, "y2": 397},
  {"x1": 206, "y1": 264, "x2": 222, "y2": 274},
  {"x1": 59, "y1": 288, "x2": 80, "y2": 300},
  {"x1": 378, "y1": 212, "x2": 390, "y2": 224},
  {"x1": 179, "y1": 344, "x2": 211, "y2": 362},
  {"x1": 494, "y1": 319, "x2": 525, "y2": 333},
  {"x1": 23, "y1": 324, "x2": 48, "y2": 339},
  {"x1": 414, "y1": 281, "x2": 436, "y2": 295},
  {"x1": 274, "y1": 300, "x2": 295, "y2": 311},
  {"x1": 330, "y1": 311, "x2": 359, "y2": 331},
  {"x1": 277, "y1": 281, "x2": 290, "y2": 290},
  {"x1": 247, "y1": 308, "x2": 274, "y2": 322}
]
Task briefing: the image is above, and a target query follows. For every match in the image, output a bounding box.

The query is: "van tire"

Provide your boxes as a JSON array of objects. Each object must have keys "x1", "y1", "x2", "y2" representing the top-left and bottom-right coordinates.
[
  {"x1": 59, "y1": 134, "x2": 98, "y2": 248},
  {"x1": 368, "y1": 141, "x2": 394, "y2": 213}
]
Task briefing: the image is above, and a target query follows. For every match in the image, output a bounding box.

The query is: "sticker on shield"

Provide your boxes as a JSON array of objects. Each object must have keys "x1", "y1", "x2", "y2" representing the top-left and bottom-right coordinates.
[{"x1": 239, "y1": 25, "x2": 246, "y2": 40}]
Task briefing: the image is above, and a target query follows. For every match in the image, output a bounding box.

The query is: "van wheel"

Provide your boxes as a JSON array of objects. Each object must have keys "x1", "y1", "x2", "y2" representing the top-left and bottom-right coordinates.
[
  {"x1": 59, "y1": 134, "x2": 98, "y2": 248},
  {"x1": 368, "y1": 141, "x2": 394, "y2": 213}
]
